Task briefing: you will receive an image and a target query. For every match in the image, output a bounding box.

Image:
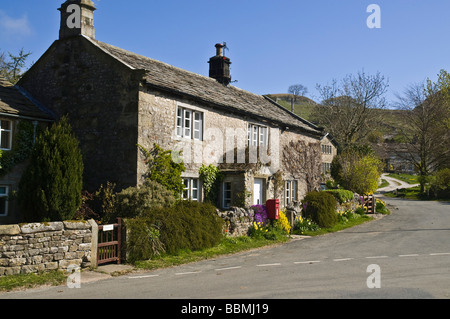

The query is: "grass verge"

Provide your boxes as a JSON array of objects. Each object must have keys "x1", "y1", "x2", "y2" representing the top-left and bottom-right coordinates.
[
  {"x1": 0, "y1": 270, "x2": 67, "y2": 292},
  {"x1": 387, "y1": 173, "x2": 419, "y2": 184},
  {"x1": 134, "y1": 236, "x2": 290, "y2": 270},
  {"x1": 296, "y1": 214, "x2": 374, "y2": 237}
]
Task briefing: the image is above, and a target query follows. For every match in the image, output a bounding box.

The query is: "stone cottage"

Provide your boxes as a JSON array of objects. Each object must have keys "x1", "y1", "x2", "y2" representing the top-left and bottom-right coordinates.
[
  {"x1": 17, "y1": 0, "x2": 333, "y2": 213},
  {"x1": 0, "y1": 77, "x2": 53, "y2": 224}
]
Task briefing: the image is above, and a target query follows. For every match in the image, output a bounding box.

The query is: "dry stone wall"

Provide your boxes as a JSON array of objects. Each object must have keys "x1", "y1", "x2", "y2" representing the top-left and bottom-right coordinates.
[{"x1": 0, "y1": 220, "x2": 97, "y2": 276}]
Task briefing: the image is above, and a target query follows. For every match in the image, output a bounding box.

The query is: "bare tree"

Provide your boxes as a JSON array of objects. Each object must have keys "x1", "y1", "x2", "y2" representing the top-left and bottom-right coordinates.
[
  {"x1": 313, "y1": 70, "x2": 389, "y2": 149},
  {"x1": 288, "y1": 84, "x2": 308, "y2": 102},
  {"x1": 395, "y1": 72, "x2": 450, "y2": 192}
]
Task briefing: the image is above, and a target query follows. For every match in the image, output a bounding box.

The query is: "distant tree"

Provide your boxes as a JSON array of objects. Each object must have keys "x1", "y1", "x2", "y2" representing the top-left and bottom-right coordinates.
[
  {"x1": 313, "y1": 70, "x2": 389, "y2": 149},
  {"x1": 0, "y1": 48, "x2": 31, "y2": 84},
  {"x1": 288, "y1": 84, "x2": 308, "y2": 102},
  {"x1": 18, "y1": 116, "x2": 84, "y2": 222}
]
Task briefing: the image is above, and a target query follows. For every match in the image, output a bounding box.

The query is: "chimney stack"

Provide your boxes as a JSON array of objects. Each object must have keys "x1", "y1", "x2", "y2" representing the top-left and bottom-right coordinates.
[
  {"x1": 58, "y1": 0, "x2": 96, "y2": 40},
  {"x1": 208, "y1": 43, "x2": 231, "y2": 86}
]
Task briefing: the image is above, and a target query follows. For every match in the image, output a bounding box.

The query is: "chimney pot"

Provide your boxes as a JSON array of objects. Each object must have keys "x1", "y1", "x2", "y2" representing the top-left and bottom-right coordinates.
[
  {"x1": 208, "y1": 43, "x2": 231, "y2": 86},
  {"x1": 215, "y1": 43, "x2": 224, "y2": 57}
]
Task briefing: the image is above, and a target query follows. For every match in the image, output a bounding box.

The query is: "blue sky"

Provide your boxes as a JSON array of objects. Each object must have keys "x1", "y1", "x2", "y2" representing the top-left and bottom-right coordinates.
[{"x1": 1, "y1": 1, "x2": 450, "y2": 107}]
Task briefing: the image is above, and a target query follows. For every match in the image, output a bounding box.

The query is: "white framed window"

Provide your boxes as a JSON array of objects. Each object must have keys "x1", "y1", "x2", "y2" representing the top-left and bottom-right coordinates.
[
  {"x1": 247, "y1": 123, "x2": 268, "y2": 147},
  {"x1": 285, "y1": 180, "x2": 297, "y2": 206},
  {"x1": 0, "y1": 120, "x2": 12, "y2": 151},
  {"x1": 322, "y1": 145, "x2": 332, "y2": 154},
  {"x1": 182, "y1": 178, "x2": 200, "y2": 201},
  {"x1": 223, "y1": 182, "x2": 232, "y2": 209},
  {"x1": 176, "y1": 106, "x2": 203, "y2": 140},
  {"x1": 0, "y1": 186, "x2": 9, "y2": 217}
]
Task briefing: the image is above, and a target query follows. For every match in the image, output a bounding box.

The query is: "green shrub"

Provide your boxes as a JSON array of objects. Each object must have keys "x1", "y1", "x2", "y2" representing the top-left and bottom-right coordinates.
[
  {"x1": 292, "y1": 216, "x2": 320, "y2": 235},
  {"x1": 302, "y1": 191, "x2": 337, "y2": 228},
  {"x1": 430, "y1": 168, "x2": 450, "y2": 199},
  {"x1": 113, "y1": 180, "x2": 176, "y2": 221},
  {"x1": 18, "y1": 116, "x2": 83, "y2": 222},
  {"x1": 324, "y1": 189, "x2": 354, "y2": 204},
  {"x1": 138, "y1": 144, "x2": 185, "y2": 199},
  {"x1": 354, "y1": 206, "x2": 366, "y2": 215},
  {"x1": 132, "y1": 201, "x2": 224, "y2": 257},
  {"x1": 125, "y1": 219, "x2": 165, "y2": 263}
]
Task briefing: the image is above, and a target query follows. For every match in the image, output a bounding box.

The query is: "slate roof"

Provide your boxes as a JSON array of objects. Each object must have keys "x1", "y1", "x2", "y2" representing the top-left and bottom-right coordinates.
[
  {"x1": 86, "y1": 37, "x2": 323, "y2": 136},
  {"x1": 0, "y1": 76, "x2": 53, "y2": 120}
]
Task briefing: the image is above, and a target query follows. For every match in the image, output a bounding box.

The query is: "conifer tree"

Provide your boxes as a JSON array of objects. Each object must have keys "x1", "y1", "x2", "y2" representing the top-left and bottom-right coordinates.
[{"x1": 18, "y1": 116, "x2": 83, "y2": 222}]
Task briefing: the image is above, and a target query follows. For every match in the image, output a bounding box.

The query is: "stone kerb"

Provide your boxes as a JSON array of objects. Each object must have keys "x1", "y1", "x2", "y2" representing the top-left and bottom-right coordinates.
[{"x1": 0, "y1": 220, "x2": 97, "y2": 277}]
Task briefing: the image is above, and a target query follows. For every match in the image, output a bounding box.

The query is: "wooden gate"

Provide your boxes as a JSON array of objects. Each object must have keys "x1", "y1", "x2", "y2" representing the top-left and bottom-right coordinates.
[
  {"x1": 363, "y1": 195, "x2": 375, "y2": 214},
  {"x1": 97, "y1": 218, "x2": 122, "y2": 266}
]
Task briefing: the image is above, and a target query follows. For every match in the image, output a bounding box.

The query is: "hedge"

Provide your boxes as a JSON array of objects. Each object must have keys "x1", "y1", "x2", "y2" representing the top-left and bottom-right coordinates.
[{"x1": 302, "y1": 191, "x2": 337, "y2": 228}]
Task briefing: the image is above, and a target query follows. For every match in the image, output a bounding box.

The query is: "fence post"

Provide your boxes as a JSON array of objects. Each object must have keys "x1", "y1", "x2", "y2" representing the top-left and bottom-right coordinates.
[{"x1": 88, "y1": 219, "x2": 98, "y2": 268}]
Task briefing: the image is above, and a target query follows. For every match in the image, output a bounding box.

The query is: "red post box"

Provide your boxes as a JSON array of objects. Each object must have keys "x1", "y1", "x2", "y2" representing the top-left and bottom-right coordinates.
[{"x1": 266, "y1": 199, "x2": 279, "y2": 220}]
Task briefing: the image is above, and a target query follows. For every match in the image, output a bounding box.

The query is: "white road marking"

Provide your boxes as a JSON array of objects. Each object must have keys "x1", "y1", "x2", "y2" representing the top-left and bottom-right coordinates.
[
  {"x1": 294, "y1": 261, "x2": 321, "y2": 264},
  {"x1": 399, "y1": 254, "x2": 419, "y2": 257},
  {"x1": 429, "y1": 253, "x2": 450, "y2": 256},
  {"x1": 128, "y1": 275, "x2": 159, "y2": 279},
  {"x1": 215, "y1": 266, "x2": 242, "y2": 271},
  {"x1": 365, "y1": 256, "x2": 389, "y2": 259},
  {"x1": 256, "y1": 263, "x2": 281, "y2": 267},
  {"x1": 333, "y1": 258, "x2": 353, "y2": 262},
  {"x1": 175, "y1": 271, "x2": 201, "y2": 276}
]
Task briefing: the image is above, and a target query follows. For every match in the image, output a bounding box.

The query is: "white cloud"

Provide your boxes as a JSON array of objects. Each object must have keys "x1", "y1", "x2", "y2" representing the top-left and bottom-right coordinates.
[{"x1": 0, "y1": 10, "x2": 32, "y2": 37}]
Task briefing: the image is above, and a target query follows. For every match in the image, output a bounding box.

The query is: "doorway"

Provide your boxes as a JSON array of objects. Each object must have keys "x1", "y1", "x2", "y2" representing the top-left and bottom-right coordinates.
[{"x1": 253, "y1": 178, "x2": 264, "y2": 205}]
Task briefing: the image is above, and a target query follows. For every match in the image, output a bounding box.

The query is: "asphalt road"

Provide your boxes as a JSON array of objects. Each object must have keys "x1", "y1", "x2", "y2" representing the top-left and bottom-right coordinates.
[{"x1": 2, "y1": 196, "x2": 449, "y2": 300}]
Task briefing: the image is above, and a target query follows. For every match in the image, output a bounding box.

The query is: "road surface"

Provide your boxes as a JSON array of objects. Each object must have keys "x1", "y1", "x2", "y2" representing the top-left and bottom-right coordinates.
[
  {"x1": 1, "y1": 196, "x2": 449, "y2": 300},
  {"x1": 377, "y1": 173, "x2": 419, "y2": 193}
]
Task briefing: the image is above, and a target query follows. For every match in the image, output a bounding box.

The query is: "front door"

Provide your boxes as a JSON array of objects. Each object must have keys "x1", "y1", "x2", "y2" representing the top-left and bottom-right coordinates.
[{"x1": 253, "y1": 178, "x2": 264, "y2": 205}]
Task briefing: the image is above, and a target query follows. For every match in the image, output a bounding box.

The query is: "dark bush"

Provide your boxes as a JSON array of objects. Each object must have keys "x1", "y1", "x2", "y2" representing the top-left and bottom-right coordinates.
[
  {"x1": 430, "y1": 168, "x2": 450, "y2": 199},
  {"x1": 302, "y1": 191, "x2": 337, "y2": 228},
  {"x1": 128, "y1": 201, "x2": 224, "y2": 258},
  {"x1": 18, "y1": 116, "x2": 83, "y2": 222}
]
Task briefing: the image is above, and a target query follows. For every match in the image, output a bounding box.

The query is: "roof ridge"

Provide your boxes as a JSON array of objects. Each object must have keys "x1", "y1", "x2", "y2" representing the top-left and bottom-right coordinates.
[{"x1": 84, "y1": 37, "x2": 322, "y2": 135}]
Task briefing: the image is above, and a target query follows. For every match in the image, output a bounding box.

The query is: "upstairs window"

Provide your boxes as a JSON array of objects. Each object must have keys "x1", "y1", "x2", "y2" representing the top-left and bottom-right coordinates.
[
  {"x1": 176, "y1": 107, "x2": 203, "y2": 140},
  {"x1": 247, "y1": 123, "x2": 268, "y2": 147},
  {"x1": 322, "y1": 144, "x2": 332, "y2": 154},
  {"x1": 0, "y1": 120, "x2": 12, "y2": 150}
]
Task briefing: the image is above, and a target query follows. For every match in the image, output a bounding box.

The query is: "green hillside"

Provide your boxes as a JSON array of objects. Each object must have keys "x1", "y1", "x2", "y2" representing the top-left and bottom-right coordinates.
[{"x1": 265, "y1": 93, "x2": 409, "y2": 143}]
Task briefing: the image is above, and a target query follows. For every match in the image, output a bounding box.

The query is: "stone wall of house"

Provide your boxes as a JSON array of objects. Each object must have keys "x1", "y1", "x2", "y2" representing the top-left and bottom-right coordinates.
[
  {"x1": 137, "y1": 87, "x2": 324, "y2": 209},
  {"x1": 0, "y1": 220, "x2": 97, "y2": 276},
  {"x1": 19, "y1": 36, "x2": 142, "y2": 192}
]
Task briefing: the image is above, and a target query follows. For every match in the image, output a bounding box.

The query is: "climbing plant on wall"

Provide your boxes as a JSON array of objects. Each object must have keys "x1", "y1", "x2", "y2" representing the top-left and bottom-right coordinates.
[{"x1": 199, "y1": 163, "x2": 223, "y2": 204}]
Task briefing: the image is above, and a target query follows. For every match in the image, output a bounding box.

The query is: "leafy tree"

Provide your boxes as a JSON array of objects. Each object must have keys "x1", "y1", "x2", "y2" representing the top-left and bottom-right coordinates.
[
  {"x1": 18, "y1": 116, "x2": 83, "y2": 222},
  {"x1": 331, "y1": 145, "x2": 383, "y2": 195},
  {"x1": 138, "y1": 143, "x2": 185, "y2": 198}
]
